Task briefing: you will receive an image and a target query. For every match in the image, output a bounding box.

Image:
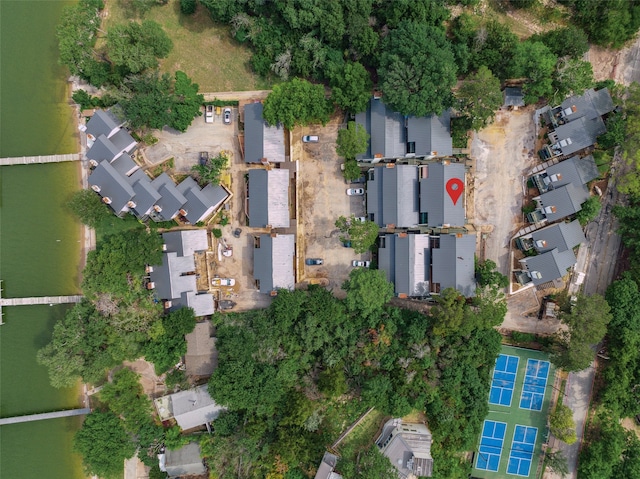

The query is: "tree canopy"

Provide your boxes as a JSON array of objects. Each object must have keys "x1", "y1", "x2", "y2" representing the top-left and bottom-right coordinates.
[
  {"x1": 67, "y1": 189, "x2": 114, "y2": 227},
  {"x1": 336, "y1": 122, "x2": 369, "y2": 160},
  {"x1": 379, "y1": 21, "x2": 456, "y2": 116},
  {"x1": 456, "y1": 66, "x2": 503, "y2": 131},
  {"x1": 550, "y1": 403, "x2": 577, "y2": 444},
  {"x1": 335, "y1": 215, "x2": 379, "y2": 255},
  {"x1": 106, "y1": 20, "x2": 173, "y2": 74},
  {"x1": 328, "y1": 61, "x2": 373, "y2": 115},
  {"x1": 191, "y1": 152, "x2": 228, "y2": 186},
  {"x1": 144, "y1": 308, "x2": 197, "y2": 375},
  {"x1": 262, "y1": 78, "x2": 332, "y2": 130}
]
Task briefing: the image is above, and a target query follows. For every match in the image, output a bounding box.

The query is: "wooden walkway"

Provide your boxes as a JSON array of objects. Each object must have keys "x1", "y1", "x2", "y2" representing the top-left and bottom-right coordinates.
[
  {"x1": 0, "y1": 295, "x2": 83, "y2": 307},
  {"x1": 0, "y1": 153, "x2": 81, "y2": 166},
  {"x1": 0, "y1": 408, "x2": 91, "y2": 426}
]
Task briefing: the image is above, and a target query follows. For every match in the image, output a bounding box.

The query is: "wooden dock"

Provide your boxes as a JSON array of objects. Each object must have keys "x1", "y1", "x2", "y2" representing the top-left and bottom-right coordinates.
[
  {"x1": 0, "y1": 408, "x2": 91, "y2": 426},
  {"x1": 0, "y1": 153, "x2": 81, "y2": 166},
  {"x1": 0, "y1": 282, "x2": 83, "y2": 324}
]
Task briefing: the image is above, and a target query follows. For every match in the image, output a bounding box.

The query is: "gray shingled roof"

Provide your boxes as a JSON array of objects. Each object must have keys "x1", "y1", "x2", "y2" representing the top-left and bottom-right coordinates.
[
  {"x1": 378, "y1": 233, "x2": 430, "y2": 297},
  {"x1": 419, "y1": 162, "x2": 466, "y2": 227},
  {"x1": 165, "y1": 443, "x2": 206, "y2": 478},
  {"x1": 163, "y1": 230, "x2": 209, "y2": 257},
  {"x1": 85, "y1": 109, "x2": 122, "y2": 139},
  {"x1": 559, "y1": 88, "x2": 614, "y2": 120},
  {"x1": 377, "y1": 420, "x2": 433, "y2": 478},
  {"x1": 431, "y1": 233, "x2": 476, "y2": 297},
  {"x1": 243, "y1": 102, "x2": 285, "y2": 163},
  {"x1": 253, "y1": 234, "x2": 295, "y2": 294},
  {"x1": 407, "y1": 110, "x2": 453, "y2": 157},
  {"x1": 248, "y1": 169, "x2": 290, "y2": 228},
  {"x1": 504, "y1": 87, "x2": 525, "y2": 107},
  {"x1": 522, "y1": 248, "x2": 577, "y2": 285},
  {"x1": 169, "y1": 385, "x2": 225, "y2": 430},
  {"x1": 531, "y1": 220, "x2": 585, "y2": 254},
  {"x1": 109, "y1": 128, "x2": 137, "y2": 154},
  {"x1": 366, "y1": 166, "x2": 419, "y2": 227},
  {"x1": 111, "y1": 154, "x2": 139, "y2": 177},
  {"x1": 151, "y1": 173, "x2": 187, "y2": 221},
  {"x1": 314, "y1": 452, "x2": 341, "y2": 479},
  {"x1": 185, "y1": 321, "x2": 217, "y2": 377},
  {"x1": 177, "y1": 177, "x2": 229, "y2": 224},
  {"x1": 171, "y1": 291, "x2": 215, "y2": 317},
  {"x1": 543, "y1": 155, "x2": 599, "y2": 189},
  {"x1": 150, "y1": 252, "x2": 197, "y2": 300},
  {"x1": 86, "y1": 134, "x2": 122, "y2": 162},
  {"x1": 554, "y1": 116, "x2": 606, "y2": 155},
  {"x1": 129, "y1": 172, "x2": 161, "y2": 218},
  {"x1": 88, "y1": 160, "x2": 135, "y2": 214},
  {"x1": 536, "y1": 183, "x2": 589, "y2": 222}
]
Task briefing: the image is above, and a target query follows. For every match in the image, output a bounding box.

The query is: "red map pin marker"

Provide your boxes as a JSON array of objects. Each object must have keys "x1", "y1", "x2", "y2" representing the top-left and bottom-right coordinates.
[{"x1": 446, "y1": 178, "x2": 464, "y2": 205}]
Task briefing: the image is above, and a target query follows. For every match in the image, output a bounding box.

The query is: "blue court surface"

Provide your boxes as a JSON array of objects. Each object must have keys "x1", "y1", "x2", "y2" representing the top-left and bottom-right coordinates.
[
  {"x1": 476, "y1": 420, "x2": 507, "y2": 472},
  {"x1": 489, "y1": 354, "x2": 519, "y2": 407},
  {"x1": 507, "y1": 425, "x2": 538, "y2": 476},
  {"x1": 519, "y1": 359, "x2": 550, "y2": 411}
]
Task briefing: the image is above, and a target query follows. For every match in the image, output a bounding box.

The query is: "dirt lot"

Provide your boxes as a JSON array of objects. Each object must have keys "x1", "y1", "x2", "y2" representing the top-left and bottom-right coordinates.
[
  {"x1": 144, "y1": 106, "x2": 240, "y2": 171},
  {"x1": 471, "y1": 107, "x2": 539, "y2": 277},
  {"x1": 294, "y1": 116, "x2": 370, "y2": 295}
]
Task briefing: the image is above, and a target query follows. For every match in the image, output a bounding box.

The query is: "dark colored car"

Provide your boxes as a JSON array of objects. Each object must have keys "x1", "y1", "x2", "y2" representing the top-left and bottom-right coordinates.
[
  {"x1": 199, "y1": 151, "x2": 209, "y2": 166},
  {"x1": 305, "y1": 258, "x2": 323, "y2": 265},
  {"x1": 217, "y1": 300, "x2": 236, "y2": 310},
  {"x1": 233, "y1": 228, "x2": 242, "y2": 238},
  {"x1": 342, "y1": 240, "x2": 352, "y2": 248}
]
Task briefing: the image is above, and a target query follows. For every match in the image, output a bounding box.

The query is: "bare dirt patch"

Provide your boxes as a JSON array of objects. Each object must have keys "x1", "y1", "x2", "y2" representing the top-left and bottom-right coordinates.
[{"x1": 471, "y1": 108, "x2": 538, "y2": 277}]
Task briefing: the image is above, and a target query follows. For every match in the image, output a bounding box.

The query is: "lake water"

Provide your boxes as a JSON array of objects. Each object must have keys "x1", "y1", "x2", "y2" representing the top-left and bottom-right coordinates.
[{"x1": 0, "y1": 1, "x2": 85, "y2": 478}]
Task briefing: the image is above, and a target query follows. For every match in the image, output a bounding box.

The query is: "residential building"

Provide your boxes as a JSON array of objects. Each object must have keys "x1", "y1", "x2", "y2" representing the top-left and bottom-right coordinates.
[
  {"x1": 419, "y1": 161, "x2": 466, "y2": 227},
  {"x1": 253, "y1": 233, "x2": 295, "y2": 294},
  {"x1": 150, "y1": 173, "x2": 189, "y2": 222},
  {"x1": 376, "y1": 419, "x2": 433, "y2": 478},
  {"x1": 88, "y1": 160, "x2": 136, "y2": 217},
  {"x1": 185, "y1": 321, "x2": 217, "y2": 378},
  {"x1": 355, "y1": 98, "x2": 452, "y2": 161},
  {"x1": 516, "y1": 220, "x2": 586, "y2": 286},
  {"x1": 378, "y1": 232, "x2": 476, "y2": 297},
  {"x1": 248, "y1": 169, "x2": 291, "y2": 228},
  {"x1": 367, "y1": 164, "x2": 419, "y2": 228},
  {"x1": 83, "y1": 109, "x2": 123, "y2": 140},
  {"x1": 243, "y1": 102, "x2": 286, "y2": 164},
  {"x1": 528, "y1": 183, "x2": 590, "y2": 223},
  {"x1": 539, "y1": 88, "x2": 615, "y2": 158},
  {"x1": 177, "y1": 176, "x2": 230, "y2": 225},
  {"x1": 161, "y1": 443, "x2": 207, "y2": 478},
  {"x1": 314, "y1": 452, "x2": 343, "y2": 479},
  {"x1": 149, "y1": 230, "x2": 215, "y2": 317},
  {"x1": 155, "y1": 384, "x2": 225, "y2": 431},
  {"x1": 531, "y1": 155, "x2": 599, "y2": 194}
]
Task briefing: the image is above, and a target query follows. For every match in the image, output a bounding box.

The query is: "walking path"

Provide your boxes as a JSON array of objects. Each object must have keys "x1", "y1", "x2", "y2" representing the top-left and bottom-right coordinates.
[
  {"x1": 0, "y1": 408, "x2": 91, "y2": 426},
  {"x1": 0, "y1": 153, "x2": 81, "y2": 166}
]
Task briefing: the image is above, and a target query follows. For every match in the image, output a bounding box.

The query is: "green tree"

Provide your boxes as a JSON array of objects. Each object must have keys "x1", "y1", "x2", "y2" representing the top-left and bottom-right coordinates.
[
  {"x1": 169, "y1": 70, "x2": 204, "y2": 132},
  {"x1": 144, "y1": 308, "x2": 197, "y2": 374},
  {"x1": 598, "y1": 111, "x2": 626, "y2": 150},
  {"x1": 467, "y1": 20, "x2": 519, "y2": 81},
  {"x1": 550, "y1": 404, "x2": 577, "y2": 444},
  {"x1": 100, "y1": 368, "x2": 155, "y2": 433},
  {"x1": 553, "y1": 58, "x2": 594, "y2": 101},
  {"x1": 335, "y1": 215, "x2": 379, "y2": 254},
  {"x1": 106, "y1": 20, "x2": 173, "y2": 74},
  {"x1": 509, "y1": 41, "x2": 557, "y2": 103},
  {"x1": 342, "y1": 158, "x2": 362, "y2": 182},
  {"x1": 119, "y1": 72, "x2": 173, "y2": 130},
  {"x1": 336, "y1": 121, "x2": 369, "y2": 159},
  {"x1": 262, "y1": 78, "x2": 332, "y2": 130},
  {"x1": 74, "y1": 411, "x2": 136, "y2": 479},
  {"x1": 379, "y1": 21, "x2": 457, "y2": 116},
  {"x1": 456, "y1": 66, "x2": 503, "y2": 131},
  {"x1": 545, "y1": 449, "x2": 569, "y2": 478},
  {"x1": 191, "y1": 152, "x2": 228, "y2": 186},
  {"x1": 339, "y1": 444, "x2": 398, "y2": 479},
  {"x1": 576, "y1": 196, "x2": 602, "y2": 226},
  {"x1": 572, "y1": 0, "x2": 640, "y2": 49},
  {"x1": 67, "y1": 189, "x2": 113, "y2": 227},
  {"x1": 328, "y1": 61, "x2": 372, "y2": 114},
  {"x1": 578, "y1": 412, "x2": 628, "y2": 479},
  {"x1": 164, "y1": 425, "x2": 190, "y2": 449},
  {"x1": 180, "y1": 0, "x2": 197, "y2": 15},
  {"x1": 342, "y1": 268, "x2": 394, "y2": 325},
  {"x1": 531, "y1": 25, "x2": 590, "y2": 59},
  {"x1": 475, "y1": 258, "x2": 509, "y2": 288},
  {"x1": 551, "y1": 293, "x2": 612, "y2": 371}
]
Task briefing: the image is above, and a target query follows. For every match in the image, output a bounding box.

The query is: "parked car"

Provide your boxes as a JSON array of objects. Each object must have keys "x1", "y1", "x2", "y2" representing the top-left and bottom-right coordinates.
[
  {"x1": 352, "y1": 260, "x2": 371, "y2": 267},
  {"x1": 305, "y1": 258, "x2": 323, "y2": 265},
  {"x1": 342, "y1": 240, "x2": 352, "y2": 248},
  {"x1": 346, "y1": 188, "x2": 365, "y2": 196},
  {"x1": 233, "y1": 228, "x2": 242, "y2": 238},
  {"x1": 205, "y1": 105, "x2": 213, "y2": 123},
  {"x1": 223, "y1": 108, "x2": 232, "y2": 124},
  {"x1": 302, "y1": 135, "x2": 319, "y2": 142},
  {"x1": 199, "y1": 151, "x2": 209, "y2": 166},
  {"x1": 217, "y1": 300, "x2": 236, "y2": 311},
  {"x1": 353, "y1": 216, "x2": 366, "y2": 223}
]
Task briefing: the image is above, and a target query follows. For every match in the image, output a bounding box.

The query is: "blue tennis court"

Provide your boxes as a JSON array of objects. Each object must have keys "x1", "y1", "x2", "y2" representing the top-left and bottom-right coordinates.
[
  {"x1": 507, "y1": 425, "x2": 538, "y2": 476},
  {"x1": 519, "y1": 359, "x2": 550, "y2": 411},
  {"x1": 476, "y1": 420, "x2": 507, "y2": 472},
  {"x1": 489, "y1": 354, "x2": 519, "y2": 407}
]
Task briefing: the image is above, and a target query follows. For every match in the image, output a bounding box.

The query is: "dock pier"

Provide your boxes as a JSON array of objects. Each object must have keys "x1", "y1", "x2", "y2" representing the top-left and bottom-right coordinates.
[
  {"x1": 0, "y1": 282, "x2": 83, "y2": 324},
  {"x1": 0, "y1": 153, "x2": 81, "y2": 166},
  {"x1": 0, "y1": 408, "x2": 91, "y2": 426}
]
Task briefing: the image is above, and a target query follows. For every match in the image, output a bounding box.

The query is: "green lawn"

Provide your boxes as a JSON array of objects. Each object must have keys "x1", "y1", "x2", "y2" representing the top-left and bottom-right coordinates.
[
  {"x1": 472, "y1": 345, "x2": 555, "y2": 479},
  {"x1": 335, "y1": 408, "x2": 387, "y2": 459},
  {"x1": 102, "y1": 0, "x2": 272, "y2": 92}
]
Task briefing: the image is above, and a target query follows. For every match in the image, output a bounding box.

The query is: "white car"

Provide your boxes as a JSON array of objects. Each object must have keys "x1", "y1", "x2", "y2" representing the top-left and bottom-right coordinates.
[
  {"x1": 346, "y1": 188, "x2": 365, "y2": 196},
  {"x1": 223, "y1": 108, "x2": 232, "y2": 124},
  {"x1": 205, "y1": 105, "x2": 213, "y2": 123},
  {"x1": 302, "y1": 135, "x2": 319, "y2": 142},
  {"x1": 212, "y1": 277, "x2": 235, "y2": 287},
  {"x1": 352, "y1": 260, "x2": 371, "y2": 267},
  {"x1": 353, "y1": 216, "x2": 366, "y2": 223}
]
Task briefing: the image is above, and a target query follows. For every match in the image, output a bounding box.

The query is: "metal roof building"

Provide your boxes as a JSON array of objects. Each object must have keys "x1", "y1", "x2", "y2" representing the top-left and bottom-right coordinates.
[
  {"x1": 84, "y1": 109, "x2": 122, "y2": 139},
  {"x1": 248, "y1": 169, "x2": 291, "y2": 228},
  {"x1": 503, "y1": 87, "x2": 525, "y2": 107},
  {"x1": 431, "y1": 233, "x2": 476, "y2": 297},
  {"x1": 530, "y1": 220, "x2": 585, "y2": 254},
  {"x1": 521, "y1": 248, "x2": 577, "y2": 286},
  {"x1": 155, "y1": 385, "x2": 225, "y2": 431},
  {"x1": 533, "y1": 155, "x2": 599, "y2": 193},
  {"x1": 163, "y1": 229, "x2": 209, "y2": 256},
  {"x1": 111, "y1": 154, "x2": 139, "y2": 177},
  {"x1": 88, "y1": 160, "x2": 135, "y2": 216},
  {"x1": 150, "y1": 173, "x2": 188, "y2": 221},
  {"x1": 253, "y1": 233, "x2": 295, "y2": 294},
  {"x1": 243, "y1": 102, "x2": 285, "y2": 163},
  {"x1": 376, "y1": 419, "x2": 433, "y2": 478},
  {"x1": 419, "y1": 161, "x2": 466, "y2": 227},
  {"x1": 366, "y1": 165, "x2": 419, "y2": 228},
  {"x1": 378, "y1": 233, "x2": 431, "y2": 297},
  {"x1": 407, "y1": 110, "x2": 453, "y2": 157},
  {"x1": 533, "y1": 183, "x2": 590, "y2": 222},
  {"x1": 164, "y1": 443, "x2": 206, "y2": 478},
  {"x1": 185, "y1": 321, "x2": 217, "y2": 378},
  {"x1": 177, "y1": 176, "x2": 229, "y2": 225},
  {"x1": 86, "y1": 134, "x2": 124, "y2": 162}
]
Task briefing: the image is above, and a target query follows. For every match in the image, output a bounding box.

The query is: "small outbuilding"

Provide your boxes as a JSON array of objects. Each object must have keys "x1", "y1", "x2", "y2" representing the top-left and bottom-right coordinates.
[{"x1": 503, "y1": 87, "x2": 525, "y2": 109}]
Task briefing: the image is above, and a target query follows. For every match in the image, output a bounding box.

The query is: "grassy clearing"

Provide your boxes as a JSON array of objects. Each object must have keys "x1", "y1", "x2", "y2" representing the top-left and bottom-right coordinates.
[
  {"x1": 102, "y1": 0, "x2": 271, "y2": 92},
  {"x1": 337, "y1": 408, "x2": 386, "y2": 457}
]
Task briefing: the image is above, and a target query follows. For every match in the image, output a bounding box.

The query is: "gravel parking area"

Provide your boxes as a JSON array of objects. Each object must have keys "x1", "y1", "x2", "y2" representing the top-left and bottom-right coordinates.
[
  {"x1": 295, "y1": 117, "x2": 369, "y2": 294},
  {"x1": 144, "y1": 106, "x2": 239, "y2": 171}
]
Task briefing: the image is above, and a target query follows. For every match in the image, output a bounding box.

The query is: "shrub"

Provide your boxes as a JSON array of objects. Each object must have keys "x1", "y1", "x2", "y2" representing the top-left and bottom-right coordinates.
[
  {"x1": 212, "y1": 228, "x2": 222, "y2": 238},
  {"x1": 180, "y1": 0, "x2": 197, "y2": 15}
]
